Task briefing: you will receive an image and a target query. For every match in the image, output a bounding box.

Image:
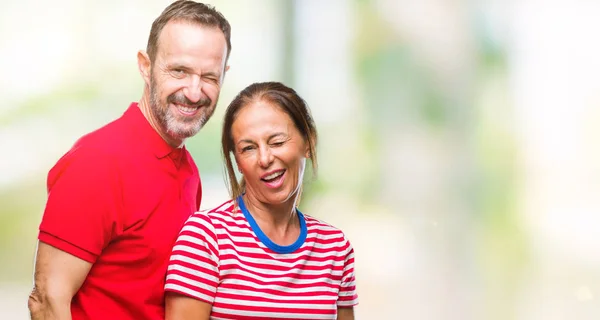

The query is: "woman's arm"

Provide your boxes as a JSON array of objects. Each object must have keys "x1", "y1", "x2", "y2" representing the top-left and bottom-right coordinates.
[
  {"x1": 337, "y1": 306, "x2": 355, "y2": 320},
  {"x1": 165, "y1": 292, "x2": 212, "y2": 320}
]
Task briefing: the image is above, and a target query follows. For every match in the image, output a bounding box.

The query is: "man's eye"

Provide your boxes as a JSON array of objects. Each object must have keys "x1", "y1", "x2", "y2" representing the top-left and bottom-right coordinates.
[{"x1": 203, "y1": 76, "x2": 218, "y2": 84}]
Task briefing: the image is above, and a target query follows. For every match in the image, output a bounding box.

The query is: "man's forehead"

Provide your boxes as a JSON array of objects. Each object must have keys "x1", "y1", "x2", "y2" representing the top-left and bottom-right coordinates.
[
  {"x1": 154, "y1": 22, "x2": 227, "y2": 67},
  {"x1": 157, "y1": 21, "x2": 224, "y2": 51}
]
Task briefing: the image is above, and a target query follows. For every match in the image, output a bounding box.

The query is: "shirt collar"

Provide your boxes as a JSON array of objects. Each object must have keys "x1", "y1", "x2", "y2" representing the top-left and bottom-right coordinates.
[{"x1": 124, "y1": 102, "x2": 186, "y2": 159}]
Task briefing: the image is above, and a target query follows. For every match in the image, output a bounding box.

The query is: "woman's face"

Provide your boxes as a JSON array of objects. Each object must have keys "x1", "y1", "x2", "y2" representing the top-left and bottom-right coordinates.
[{"x1": 231, "y1": 99, "x2": 309, "y2": 207}]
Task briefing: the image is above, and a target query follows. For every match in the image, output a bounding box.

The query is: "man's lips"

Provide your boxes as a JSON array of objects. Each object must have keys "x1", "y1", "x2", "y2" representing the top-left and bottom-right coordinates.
[{"x1": 172, "y1": 103, "x2": 201, "y2": 116}]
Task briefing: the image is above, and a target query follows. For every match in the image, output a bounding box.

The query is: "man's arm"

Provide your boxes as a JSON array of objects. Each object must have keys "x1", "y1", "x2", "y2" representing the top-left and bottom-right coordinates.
[{"x1": 28, "y1": 241, "x2": 92, "y2": 320}]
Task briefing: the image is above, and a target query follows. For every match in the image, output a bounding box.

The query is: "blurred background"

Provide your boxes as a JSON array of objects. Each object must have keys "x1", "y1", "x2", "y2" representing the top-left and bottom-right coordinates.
[{"x1": 1, "y1": 0, "x2": 600, "y2": 319}]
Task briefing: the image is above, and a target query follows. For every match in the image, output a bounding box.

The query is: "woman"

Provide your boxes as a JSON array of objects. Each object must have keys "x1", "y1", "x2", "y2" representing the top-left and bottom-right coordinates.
[{"x1": 164, "y1": 82, "x2": 358, "y2": 320}]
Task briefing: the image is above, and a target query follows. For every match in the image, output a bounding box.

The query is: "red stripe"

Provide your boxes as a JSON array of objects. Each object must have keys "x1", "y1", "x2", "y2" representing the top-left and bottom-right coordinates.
[
  {"x1": 212, "y1": 301, "x2": 337, "y2": 315},
  {"x1": 165, "y1": 278, "x2": 215, "y2": 299},
  {"x1": 166, "y1": 268, "x2": 217, "y2": 287},
  {"x1": 219, "y1": 283, "x2": 338, "y2": 297},
  {"x1": 219, "y1": 246, "x2": 346, "y2": 263},
  {"x1": 215, "y1": 274, "x2": 339, "y2": 290},
  {"x1": 168, "y1": 258, "x2": 219, "y2": 278},
  {"x1": 219, "y1": 263, "x2": 343, "y2": 281},
  {"x1": 217, "y1": 290, "x2": 337, "y2": 304}
]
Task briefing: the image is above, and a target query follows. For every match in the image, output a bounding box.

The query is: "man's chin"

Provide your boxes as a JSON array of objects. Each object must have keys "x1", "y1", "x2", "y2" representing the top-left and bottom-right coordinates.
[{"x1": 167, "y1": 126, "x2": 203, "y2": 141}]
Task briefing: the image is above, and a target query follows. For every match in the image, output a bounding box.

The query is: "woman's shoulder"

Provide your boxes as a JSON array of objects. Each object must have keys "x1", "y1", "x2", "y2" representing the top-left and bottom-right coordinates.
[
  {"x1": 302, "y1": 212, "x2": 349, "y2": 239},
  {"x1": 301, "y1": 213, "x2": 355, "y2": 257},
  {"x1": 203, "y1": 198, "x2": 239, "y2": 215},
  {"x1": 187, "y1": 198, "x2": 244, "y2": 225}
]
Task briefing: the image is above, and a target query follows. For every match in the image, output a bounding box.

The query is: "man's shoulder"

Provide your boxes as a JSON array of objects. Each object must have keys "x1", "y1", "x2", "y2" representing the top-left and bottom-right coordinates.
[
  {"x1": 71, "y1": 114, "x2": 133, "y2": 155},
  {"x1": 48, "y1": 112, "x2": 137, "y2": 177}
]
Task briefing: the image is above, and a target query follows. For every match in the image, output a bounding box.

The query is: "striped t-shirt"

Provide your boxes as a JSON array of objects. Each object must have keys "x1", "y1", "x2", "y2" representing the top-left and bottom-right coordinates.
[{"x1": 164, "y1": 197, "x2": 358, "y2": 319}]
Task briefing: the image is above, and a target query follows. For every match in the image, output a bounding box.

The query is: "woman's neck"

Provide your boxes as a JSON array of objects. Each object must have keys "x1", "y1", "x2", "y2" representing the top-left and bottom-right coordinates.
[{"x1": 242, "y1": 193, "x2": 300, "y2": 245}]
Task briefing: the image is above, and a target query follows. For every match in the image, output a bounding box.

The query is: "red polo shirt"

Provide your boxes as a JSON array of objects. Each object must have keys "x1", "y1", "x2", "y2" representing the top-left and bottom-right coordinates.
[{"x1": 38, "y1": 103, "x2": 202, "y2": 320}]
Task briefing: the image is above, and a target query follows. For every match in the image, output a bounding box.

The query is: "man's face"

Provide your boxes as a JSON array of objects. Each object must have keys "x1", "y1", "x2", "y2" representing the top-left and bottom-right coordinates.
[{"x1": 149, "y1": 21, "x2": 228, "y2": 144}]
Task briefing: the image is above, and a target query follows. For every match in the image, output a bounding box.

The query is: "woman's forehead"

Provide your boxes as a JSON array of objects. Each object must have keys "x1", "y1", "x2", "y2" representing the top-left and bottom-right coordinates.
[{"x1": 232, "y1": 102, "x2": 297, "y2": 139}]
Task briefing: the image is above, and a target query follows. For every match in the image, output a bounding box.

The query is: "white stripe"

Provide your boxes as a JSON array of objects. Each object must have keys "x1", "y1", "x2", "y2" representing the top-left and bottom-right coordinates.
[
  {"x1": 211, "y1": 223, "x2": 345, "y2": 244},
  {"x1": 217, "y1": 269, "x2": 338, "y2": 287},
  {"x1": 217, "y1": 236, "x2": 348, "y2": 253},
  {"x1": 218, "y1": 253, "x2": 344, "y2": 270},
  {"x1": 164, "y1": 283, "x2": 214, "y2": 303},
  {"x1": 219, "y1": 247, "x2": 344, "y2": 260},
  {"x1": 306, "y1": 232, "x2": 344, "y2": 242},
  {"x1": 166, "y1": 273, "x2": 216, "y2": 295},
  {"x1": 216, "y1": 235, "x2": 347, "y2": 252},
  {"x1": 217, "y1": 287, "x2": 336, "y2": 301},
  {"x1": 168, "y1": 263, "x2": 218, "y2": 283},
  {"x1": 219, "y1": 258, "x2": 345, "y2": 276},
  {"x1": 208, "y1": 200, "x2": 234, "y2": 213},
  {"x1": 220, "y1": 265, "x2": 339, "y2": 285},
  {"x1": 211, "y1": 306, "x2": 335, "y2": 319},
  {"x1": 179, "y1": 225, "x2": 218, "y2": 250},
  {"x1": 216, "y1": 278, "x2": 339, "y2": 294},
  {"x1": 169, "y1": 249, "x2": 216, "y2": 269},
  {"x1": 337, "y1": 300, "x2": 357, "y2": 307},
  {"x1": 215, "y1": 297, "x2": 336, "y2": 310}
]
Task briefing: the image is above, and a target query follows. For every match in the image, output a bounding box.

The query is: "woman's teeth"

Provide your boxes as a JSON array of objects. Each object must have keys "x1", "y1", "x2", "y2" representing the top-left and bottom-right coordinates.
[{"x1": 263, "y1": 171, "x2": 284, "y2": 181}]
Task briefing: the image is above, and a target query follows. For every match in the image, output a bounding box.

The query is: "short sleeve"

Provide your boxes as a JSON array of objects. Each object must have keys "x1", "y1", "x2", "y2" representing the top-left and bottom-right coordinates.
[
  {"x1": 337, "y1": 236, "x2": 358, "y2": 307},
  {"x1": 165, "y1": 212, "x2": 220, "y2": 304},
  {"x1": 38, "y1": 147, "x2": 122, "y2": 263},
  {"x1": 195, "y1": 181, "x2": 202, "y2": 211}
]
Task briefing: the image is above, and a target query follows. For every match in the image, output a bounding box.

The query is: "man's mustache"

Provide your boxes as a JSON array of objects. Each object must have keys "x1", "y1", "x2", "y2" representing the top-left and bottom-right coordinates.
[{"x1": 167, "y1": 93, "x2": 211, "y2": 108}]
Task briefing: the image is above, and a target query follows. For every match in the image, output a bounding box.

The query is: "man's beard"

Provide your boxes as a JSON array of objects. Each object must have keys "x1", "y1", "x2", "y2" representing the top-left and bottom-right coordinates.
[{"x1": 149, "y1": 78, "x2": 216, "y2": 141}]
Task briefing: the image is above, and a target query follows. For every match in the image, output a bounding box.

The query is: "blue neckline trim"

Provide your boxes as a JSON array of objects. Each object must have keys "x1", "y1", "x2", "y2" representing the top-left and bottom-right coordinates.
[{"x1": 237, "y1": 195, "x2": 307, "y2": 254}]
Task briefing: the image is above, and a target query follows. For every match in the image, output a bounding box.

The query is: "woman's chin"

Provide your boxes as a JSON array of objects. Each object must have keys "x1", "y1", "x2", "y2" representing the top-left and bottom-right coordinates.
[{"x1": 251, "y1": 189, "x2": 297, "y2": 206}]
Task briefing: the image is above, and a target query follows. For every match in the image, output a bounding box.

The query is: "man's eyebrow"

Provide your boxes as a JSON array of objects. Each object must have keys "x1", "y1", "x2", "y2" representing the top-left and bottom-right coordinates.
[
  {"x1": 202, "y1": 71, "x2": 220, "y2": 78},
  {"x1": 166, "y1": 63, "x2": 220, "y2": 78},
  {"x1": 166, "y1": 63, "x2": 193, "y2": 72}
]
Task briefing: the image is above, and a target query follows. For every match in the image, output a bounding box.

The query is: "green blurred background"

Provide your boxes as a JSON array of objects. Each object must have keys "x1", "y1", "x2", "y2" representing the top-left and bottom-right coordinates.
[{"x1": 2, "y1": 0, "x2": 600, "y2": 319}]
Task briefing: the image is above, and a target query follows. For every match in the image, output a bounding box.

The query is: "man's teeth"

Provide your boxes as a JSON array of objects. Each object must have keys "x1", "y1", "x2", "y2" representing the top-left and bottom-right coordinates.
[
  {"x1": 177, "y1": 104, "x2": 197, "y2": 113},
  {"x1": 264, "y1": 171, "x2": 283, "y2": 180}
]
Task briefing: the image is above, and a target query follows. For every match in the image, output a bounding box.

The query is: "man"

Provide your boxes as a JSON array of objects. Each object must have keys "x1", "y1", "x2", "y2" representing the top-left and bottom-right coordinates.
[{"x1": 27, "y1": 1, "x2": 231, "y2": 319}]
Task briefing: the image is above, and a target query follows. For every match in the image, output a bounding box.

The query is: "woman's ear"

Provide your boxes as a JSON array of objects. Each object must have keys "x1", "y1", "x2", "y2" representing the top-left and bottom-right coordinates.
[
  {"x1": 235, "y1": 160, "x2": 243, "y2": 174},
  {"x1": 304, "y1": 147, "x2": 311, "y2": 159},
  {"x1": 305, "y1": 134, "x2": 316, "y2": 158}
]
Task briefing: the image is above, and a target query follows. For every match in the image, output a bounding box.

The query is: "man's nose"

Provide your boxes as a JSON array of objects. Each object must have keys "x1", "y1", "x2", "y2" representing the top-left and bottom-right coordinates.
[{"x1": 183, "y1": 75, "x2": 203, "y2": 103}]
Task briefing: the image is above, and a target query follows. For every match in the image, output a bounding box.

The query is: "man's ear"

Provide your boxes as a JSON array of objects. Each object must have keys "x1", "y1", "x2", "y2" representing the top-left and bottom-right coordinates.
[
  {"x1": 221, "y1": 65, "x2": 231, "y2": 83},
  {"x1": 137, "y1": 50, "x2": 152, "y2": 85}
]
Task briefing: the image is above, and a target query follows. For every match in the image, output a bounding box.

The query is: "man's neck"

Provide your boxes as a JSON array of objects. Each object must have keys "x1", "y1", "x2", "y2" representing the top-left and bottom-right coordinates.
[{"x1": 138, "y1": 90, "x2": 183, "y2": 148}]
